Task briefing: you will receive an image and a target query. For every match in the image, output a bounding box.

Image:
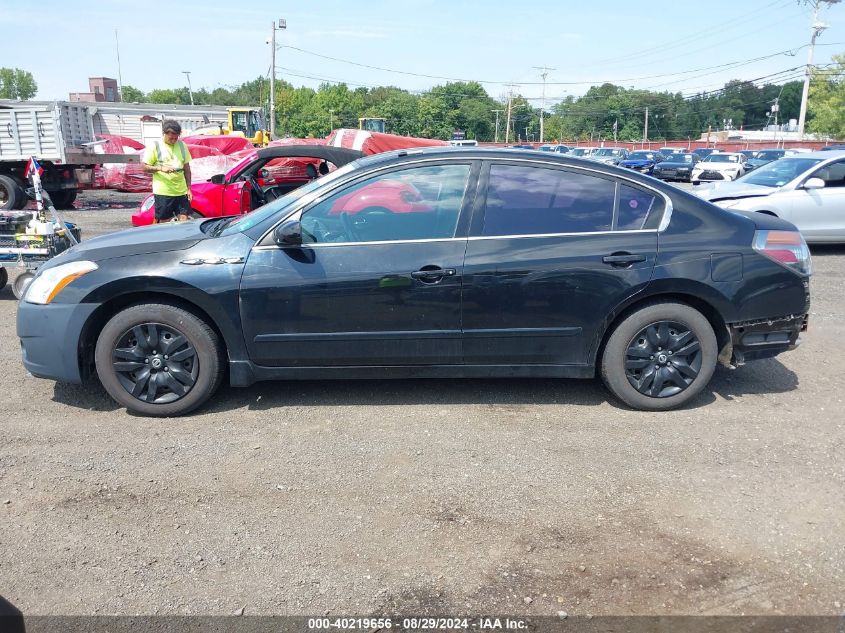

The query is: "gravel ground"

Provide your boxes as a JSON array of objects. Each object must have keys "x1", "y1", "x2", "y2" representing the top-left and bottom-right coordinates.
[{"x1": 0, "y1": 188, "x2": 843, "y2": 617}]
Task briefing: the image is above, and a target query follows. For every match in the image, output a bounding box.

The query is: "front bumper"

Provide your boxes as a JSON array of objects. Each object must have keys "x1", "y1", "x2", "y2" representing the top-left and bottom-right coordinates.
[
  {"x1": 727, "y1": 313, "x2": 808, "y2": 365},
  {"x1": 18, "y1": 300, "x2": 99, "y2": 383}
]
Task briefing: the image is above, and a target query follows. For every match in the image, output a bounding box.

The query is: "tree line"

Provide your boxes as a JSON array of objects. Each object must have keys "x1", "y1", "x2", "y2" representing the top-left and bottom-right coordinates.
[{"x1": 4, "y1": 57, "x2": 845, "y2": 140}]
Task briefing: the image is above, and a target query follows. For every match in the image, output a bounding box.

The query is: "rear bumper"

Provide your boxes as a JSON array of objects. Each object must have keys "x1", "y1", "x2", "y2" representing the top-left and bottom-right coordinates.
[
  {"x1": 17, "y1": 300, "x2": 98, "y2": 383},
  {"x1": 728, "y1": 313, "x2": 807, "y2": 364}
]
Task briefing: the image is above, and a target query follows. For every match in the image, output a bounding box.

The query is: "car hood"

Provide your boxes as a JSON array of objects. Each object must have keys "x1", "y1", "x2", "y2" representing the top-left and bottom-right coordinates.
[
  {"x1": 693, "y1": 181, "x2": 774, "y2": 201},
  {"x1": 655, "y1": 161, "x2": 693, "y2": 168},
  {"x1": 695, "y1": 162, "x2": 742, "y2": 171},
  {"x1": 55, "y1": 220, "x2": 206, "y2": 264}
]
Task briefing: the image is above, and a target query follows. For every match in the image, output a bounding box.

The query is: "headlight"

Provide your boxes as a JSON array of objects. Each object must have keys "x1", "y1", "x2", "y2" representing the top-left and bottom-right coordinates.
[
  {"x1": 140, "y1": 196, "x2": 155, "y2": 213},
  {"x1": 24, "y1": 260, "x2": 99, "y2": 304},
  {"x1": 713, "y1": 199, "x2": 741, "y2": 209}
]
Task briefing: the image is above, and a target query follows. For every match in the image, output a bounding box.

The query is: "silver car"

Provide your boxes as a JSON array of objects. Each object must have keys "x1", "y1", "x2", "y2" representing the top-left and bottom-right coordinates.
[{"x1": 695, "y1": 150, "x2": 845, "y2": 243}]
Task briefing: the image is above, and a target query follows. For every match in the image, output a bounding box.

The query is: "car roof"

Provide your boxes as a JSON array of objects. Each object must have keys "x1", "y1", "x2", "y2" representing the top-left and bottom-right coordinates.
[{"x1": 255, "y1": 145, "x2": 363, "y2": 165}]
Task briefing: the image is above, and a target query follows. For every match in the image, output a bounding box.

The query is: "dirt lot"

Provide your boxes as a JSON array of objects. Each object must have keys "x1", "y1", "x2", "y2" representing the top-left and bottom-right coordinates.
[{"x1": 0, "y1": 190, "x2": 843, "y2": 617}]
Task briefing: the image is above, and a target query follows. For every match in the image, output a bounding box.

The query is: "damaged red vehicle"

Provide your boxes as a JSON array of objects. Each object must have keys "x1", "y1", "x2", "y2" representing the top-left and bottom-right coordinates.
[{"x1": 131, "y1": 145, "x2": 363, "y2": 226}]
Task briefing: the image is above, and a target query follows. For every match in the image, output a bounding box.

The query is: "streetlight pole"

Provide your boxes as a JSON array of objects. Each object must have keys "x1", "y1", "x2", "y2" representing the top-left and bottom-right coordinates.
[
  {"x1": 269, "y1": 18, "x2": 287, "y2": 139},
  {"x1": 797, "y1": 0, "x2": 838, "y2": 140},
  {"x1": 491, "y1": 109, "x2": 503, "y2": 143},
  {"x1": 182, "y1": 71, "x2": 193, "y2": 105}
]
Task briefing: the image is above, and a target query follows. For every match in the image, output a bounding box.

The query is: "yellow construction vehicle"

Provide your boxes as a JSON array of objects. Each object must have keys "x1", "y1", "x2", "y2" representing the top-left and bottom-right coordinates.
[
  {"x1": 358, "y1": 117, "x2": 386, "y2": 133},
  {"x1": 193, "y1": 107, "x2": 270, "y2": 146}
]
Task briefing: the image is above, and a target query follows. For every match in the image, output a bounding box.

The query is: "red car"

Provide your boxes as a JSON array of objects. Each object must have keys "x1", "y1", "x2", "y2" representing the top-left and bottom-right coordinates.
[{"x1": 132, "y1": 146, "x2": 363, "y2": 226}]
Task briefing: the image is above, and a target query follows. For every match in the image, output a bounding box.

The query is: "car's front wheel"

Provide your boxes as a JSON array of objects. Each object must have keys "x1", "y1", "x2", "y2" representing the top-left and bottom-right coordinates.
[
  {"x1": 94, "y1": 303, "x2": 225, "y2": 416},
  {"x1": 600, "y1": 302, "x2": 717, "y2": 411}
]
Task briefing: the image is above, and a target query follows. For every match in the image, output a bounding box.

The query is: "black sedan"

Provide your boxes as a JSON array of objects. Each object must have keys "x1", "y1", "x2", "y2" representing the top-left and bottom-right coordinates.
[
  {"x1": 18, "y1": 148, "x2": 811, "y2": 416},
  {"x1": 652, "y1": 152, "x2": 700, "y2": 182}
]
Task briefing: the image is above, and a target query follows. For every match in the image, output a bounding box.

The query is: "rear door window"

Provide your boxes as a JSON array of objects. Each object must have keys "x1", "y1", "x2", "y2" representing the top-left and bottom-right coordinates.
[{"x1": 481, "y1": 164, "x2": 615, "y2": 236}]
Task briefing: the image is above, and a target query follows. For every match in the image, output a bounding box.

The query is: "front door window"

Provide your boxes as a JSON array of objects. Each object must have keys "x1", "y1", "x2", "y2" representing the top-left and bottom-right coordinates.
[{"x1": 300, "y1": 164, "x2": 471, "y2": 243}]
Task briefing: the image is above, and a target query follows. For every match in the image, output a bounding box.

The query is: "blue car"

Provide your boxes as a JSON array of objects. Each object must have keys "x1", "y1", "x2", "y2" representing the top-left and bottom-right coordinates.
[{"x1": 619, "y1": 151, "x2": 666, "y2": 175}]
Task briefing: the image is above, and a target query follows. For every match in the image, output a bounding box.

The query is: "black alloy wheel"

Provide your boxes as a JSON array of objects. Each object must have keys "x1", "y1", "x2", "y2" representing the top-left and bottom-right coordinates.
[
  {"x1": 111, "y1": 322, "x2": 199, "y2": 404},
  {"x1": 95, "y1": 303, "x2": 225, "y2": 416},
  {"x1": 624, "y1": 320, "x2": 702, "y2": 398},
  {"x1": 600, "y1": 302, "x2": 717, "y2": 411}
]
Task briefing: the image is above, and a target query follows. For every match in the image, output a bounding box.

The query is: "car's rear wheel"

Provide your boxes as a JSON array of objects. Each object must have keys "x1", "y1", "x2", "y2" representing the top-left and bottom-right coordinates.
[
  {"x1": 94, "y1": 303, "x2": 225, "y2": 416},
  {"x1": 601, "y1": 302, "x2": 717, "y2": 411}
]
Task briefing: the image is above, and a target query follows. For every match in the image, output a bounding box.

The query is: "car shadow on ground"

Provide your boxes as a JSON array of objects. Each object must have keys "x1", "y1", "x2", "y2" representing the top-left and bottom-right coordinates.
[
  {"x1": 0, "y1": 595, "x2": 24, "y2": 633},
  {"x1": 49, "y1": 358, "x2": 798, "y2": 416}
]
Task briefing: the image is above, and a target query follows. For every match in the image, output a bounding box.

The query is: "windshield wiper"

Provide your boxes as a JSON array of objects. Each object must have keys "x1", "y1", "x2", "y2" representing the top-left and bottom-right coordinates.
[{"x1": 210, "y1": 217, "x2": 234, "y2": 237}]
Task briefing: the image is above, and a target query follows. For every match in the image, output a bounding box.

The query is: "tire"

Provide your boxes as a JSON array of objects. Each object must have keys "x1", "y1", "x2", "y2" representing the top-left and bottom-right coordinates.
[
  {"x1": 600, "y1": 302, "x2": 717, "y2": 411},
  {"x1": 94, "y1": 303, "x2": 225, "y2": 416},
  {"x1": 12, "y1": 272, "x2": 34, "y2": 300},
  {"x1": 0, "y1": 174, "x2": 25, "y2": 210},
  {"x1": 0, "y1": 267, "x2": 7, "y2": 290},
  {"x1": 49, "y1": 190, "x2": 77, "y2": 209}
]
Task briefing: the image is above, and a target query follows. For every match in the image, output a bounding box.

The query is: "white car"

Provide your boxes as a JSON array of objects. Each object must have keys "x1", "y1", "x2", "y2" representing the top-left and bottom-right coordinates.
[
  {"x1": 695, "y1": 150, "x2": 845, "y2": 243},
  {"x1": 691, "y1": 152, "x2": 748, "y2": 184},
  {"x1": 568, "y1": 147, "x2": 597, "y2": 158}
]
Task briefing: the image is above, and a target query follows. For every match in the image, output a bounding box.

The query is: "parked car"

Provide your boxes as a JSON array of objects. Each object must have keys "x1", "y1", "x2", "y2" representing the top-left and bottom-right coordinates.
[
  {"x1": 738, "y1": 150, "x2": 759, "y2": 161},
  {"x1": 568, "y1": 147, "x2": 597, "y2": 158},
  {"x1": 691, "y1": 152, "x2": 748, "y2": 184},
  {"x1": 658, "y1": 147, "x2": 683, "y2": 156},
  {"x1": 18, "y1": 148, "x2": 811, "y2": 416},
  {"x1": 132, "y1": 146, "x2": 363, "y2": 226},
  {"x1": 695, "y1": 150, "x2": 845, "y2": 243},
  {"x1": 590, "y1": 147, "x2": 629, "y2": 165},
  {"x1": 819, "y1": 144, "x2": 845, "y2": 151},
  {"x1": 652, "y1": 153, "x2": 700, "y2": 182},
  {"x1": 745, "y1": 148, "x2": 805, "y2": 172},
  {"x1": 692, "y1": 148, "x2": 717, "y2": 160},
  {"x1": 539, "y1": 144, "x2": 571, "y2": 154},
  {"x1": 619, "y1": 151, "x2": 666, "y2": 175}
]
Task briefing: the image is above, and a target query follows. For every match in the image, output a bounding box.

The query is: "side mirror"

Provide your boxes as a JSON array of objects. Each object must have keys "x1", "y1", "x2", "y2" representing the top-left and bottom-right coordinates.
[
  {"x1": 274, "y1": 219, "x2": 303, "y2": 246},
  {"x1": 210, "y1": 174, "x2": 225, "y2": 185},
  {"x1": 803, "y1": 177, "x2": 825, "y2": 190}
]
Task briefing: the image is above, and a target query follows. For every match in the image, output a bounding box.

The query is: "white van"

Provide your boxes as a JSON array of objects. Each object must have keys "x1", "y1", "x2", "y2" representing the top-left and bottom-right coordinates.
[{"x1": 448, "y1": 139, "x2": 478, "y2": 147}]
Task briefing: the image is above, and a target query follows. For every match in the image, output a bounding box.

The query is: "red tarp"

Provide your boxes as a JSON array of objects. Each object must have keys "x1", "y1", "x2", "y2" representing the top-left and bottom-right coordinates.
[
  {"x1": 325, "y1": 129, "x2": 447, "y2": 155},
  {"x1": 181, "y1": 134, "x2": 253, "y2": 155}
]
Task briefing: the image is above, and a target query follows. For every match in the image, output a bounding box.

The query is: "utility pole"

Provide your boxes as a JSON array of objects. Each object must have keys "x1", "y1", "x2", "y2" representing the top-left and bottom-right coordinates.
[
  {"x1": 797, "y1": 0, "x2": 838, "y2": 140},
  {"x1": 491, "y1": 109, "x2": 504, "y2": 143},
  {"x1": 533, "y1": 65, "x2": 555, "y2": 144},
  {"x1": 643, "y1": 107, "x2": 649, "y2": 146},
  {"x1": 114, "y1": 29, "x2": 124, "y2": 101},
  {"x1": 504, "y1": 85, "x2": 517, "y2": 145},
  {"x1": 182, "y1": 71, "x2": 194, "y2": 105},
  {"x1": 269, "y1": 18, "x2": 287, "y2": 139}
]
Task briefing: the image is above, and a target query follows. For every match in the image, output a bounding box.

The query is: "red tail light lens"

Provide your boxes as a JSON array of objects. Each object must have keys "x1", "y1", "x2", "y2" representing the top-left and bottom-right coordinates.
[{"x1": 752, "y1": 230, "x2": 812, "y2": 275}]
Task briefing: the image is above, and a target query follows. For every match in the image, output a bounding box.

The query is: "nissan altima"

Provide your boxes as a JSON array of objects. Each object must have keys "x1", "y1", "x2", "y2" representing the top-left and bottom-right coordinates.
[{"x1": 18, "y1": 148, "x2": 811, "y2": 416}]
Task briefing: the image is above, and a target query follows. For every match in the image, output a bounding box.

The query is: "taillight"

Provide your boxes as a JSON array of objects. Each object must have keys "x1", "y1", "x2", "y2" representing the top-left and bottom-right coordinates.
[{"x1": 753, "y1": 230, "x2": 812, "y2": 276}]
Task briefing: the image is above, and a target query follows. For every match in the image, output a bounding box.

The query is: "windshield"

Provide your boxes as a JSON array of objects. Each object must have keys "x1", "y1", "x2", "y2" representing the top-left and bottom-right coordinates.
[
  {"x1": 755, "y1": 150, "x2": 784, "y2": 161},
  {"x1": 737, "y1": 157, "x2": 823, "y2": 188},
  {"x1": 664, "y1": 154, "x2": 693, "y2": 163},
  {"x1": 594, "y1": 148, "x2": 622, "y2": 156},
  {"x1": 628, "y1": 152, "x2": 655, "y2": 160},
  {"x1": 219, "y1": 162, "x2": 358, "y2": 236},
  {"x1": 704, "y1": 154, "x2": 739, "y2": 163},
  {"x1": 570, "y1": 148, "x2": 590, "y2": 156}
]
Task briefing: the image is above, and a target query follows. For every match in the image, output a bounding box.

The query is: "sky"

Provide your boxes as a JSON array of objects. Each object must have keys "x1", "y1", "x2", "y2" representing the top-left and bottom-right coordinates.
[{"x1": 2, "y1": 0, "x2": 844, "y2": 109}]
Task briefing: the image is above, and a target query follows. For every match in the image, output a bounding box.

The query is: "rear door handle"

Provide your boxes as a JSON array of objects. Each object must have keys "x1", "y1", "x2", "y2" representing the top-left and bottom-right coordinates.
[
  {"x1": 602, "y1": 253, "x2": 647, "y2": 266},
  {"x1": 411, "y1": 267, "x2": 456, "y2": 280}
]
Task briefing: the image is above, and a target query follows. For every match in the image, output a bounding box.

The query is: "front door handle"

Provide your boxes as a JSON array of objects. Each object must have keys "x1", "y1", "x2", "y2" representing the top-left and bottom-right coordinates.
[
  {"x1": 411, "y1": 267, "x2": 456, "y2": 281},
  {"x1": 602, "y1": 253, "x2": 647, "y2": 266}
]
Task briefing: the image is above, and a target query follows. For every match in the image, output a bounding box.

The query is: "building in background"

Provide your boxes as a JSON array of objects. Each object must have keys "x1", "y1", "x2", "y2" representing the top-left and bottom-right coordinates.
[{"x1": 69, "y1": 77, "x2": 120, "y2": 103}]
